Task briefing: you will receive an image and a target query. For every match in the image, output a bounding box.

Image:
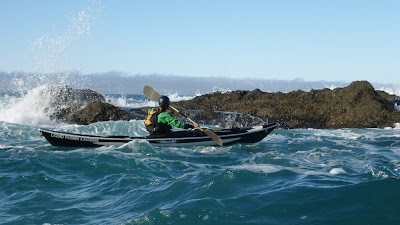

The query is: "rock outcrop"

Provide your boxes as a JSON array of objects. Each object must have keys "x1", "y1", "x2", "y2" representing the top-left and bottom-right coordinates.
[
  {"x1": 182, "y1": 110, "x2": 267, "y2": 128},
  {"x1": 41, "y1": 86, "x2": 146, "y2": 125},
  {"x1": 67, "y1": 102, "x2": 133, "y2": 125},
  {"x1": 43, "y1": 81, "x2": 400, "y2": 128},
  {"x1": 41, "y1": 86, "x2": 105, "y2": 107},
  {"x1": 173, "y1": 81, "x2": 400, "y2": 129}
]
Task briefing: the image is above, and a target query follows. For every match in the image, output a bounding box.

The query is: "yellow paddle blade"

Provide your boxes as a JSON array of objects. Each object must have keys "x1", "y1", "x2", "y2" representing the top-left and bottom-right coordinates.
[
  {"x1": 201, "y1": 128, "x2": 223, "y2": 146},
  {"x1": 143, "y1": 85, "x2": 160, "y2": 102}
]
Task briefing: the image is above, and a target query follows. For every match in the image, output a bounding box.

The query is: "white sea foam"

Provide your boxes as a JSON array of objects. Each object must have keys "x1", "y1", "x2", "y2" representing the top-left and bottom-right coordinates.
[
  {"x1": 167, "y1": 92, "x2": 196, "y2": 102},
  {"x1": 104, "y1": 92, "x2": 197, "y2": 109},
  {"x1": 329, "y1": 168, "x2": 346, "y2": 174},
  {"x1": 375, "y1": 84, "x2": 400, "y2": 96},
  {"x1": 233, "y1": 164, "x2": 283, "y2": 174},
  {"x1": 212, "y1": 87, "x2": 232, "y2": 93},
  {"x1": 0, "y1": 86, "x2": 61, "y2": 127},
  {"x1": 326, "y1": 84, "x2": 338, "y2": 90},
  {"x1": 105, "y1": 96, "x2": 158, "y2": 108},
  {"x1": 394, "y1": 103, "x2": 400, "y2": 112},
  {"x1": 63, "y1": 120, "x2": 148, "y2": 137},
  {"x1": 230, "y1": 163, "x2": 345, "y2": 176}
]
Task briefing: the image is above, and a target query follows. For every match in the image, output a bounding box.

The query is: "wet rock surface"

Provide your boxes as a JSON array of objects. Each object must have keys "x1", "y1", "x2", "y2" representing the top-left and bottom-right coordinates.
[
  {"x1": 45, "y1": 81, "x2": 400, "y2": 128},
  {"x1": 173, "y1": 81, "x2": 400, "y2": 128},
  {"x1": 43, "y1": 86, "x2": 146, "y2": 125},
  {"x1": 182, "y1": 110, "x2": 267, "y2": 128},
  {"x1": 41, "y1": 86, "x2": 105, "y2": 107},
  {"x1": 66, "y1": 102, "x2": 133, "y2": 125}
]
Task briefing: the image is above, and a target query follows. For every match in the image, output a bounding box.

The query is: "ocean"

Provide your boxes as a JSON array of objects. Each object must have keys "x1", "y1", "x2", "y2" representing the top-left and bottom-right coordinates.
[
  {"x1": 1, "y1": 87, "x2": 400, "y2": 225},
  {"x1": 2, "y1": 0, "x2": 400, "y2": 223}
]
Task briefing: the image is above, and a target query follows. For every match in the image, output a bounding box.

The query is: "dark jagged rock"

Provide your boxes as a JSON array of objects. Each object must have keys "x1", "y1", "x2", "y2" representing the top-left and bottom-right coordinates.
[
  {"x1": 183, "y1": 110, "x2": 267, "y2": 128},
  {"x1": 43, "y1": 81, "x2": 400, "y2": 128},
  {"x1": 120, "y1": 108, "x2": 147, "y2": 120},
  {"x1": 41, "y1": 86, "x2": 105, "y2": 107},
  {"x1": 376, "y1": 90, "x2": 400, "y2": 105},
  {"x1": 174, "y1": 81, "x2": 400, "y2": 129},
  {"x1": 41, "y1": 86, "x2": 144, "y2": 125},
  {"x1": 42, "y1": 86, "x2": 106, "y2": 122},
  {"x1": 67, "y1": 102, "x2": 132, "y2": 125},
  {"x1": 54, "y1": 103, "x2": 147, "y2": 125}
]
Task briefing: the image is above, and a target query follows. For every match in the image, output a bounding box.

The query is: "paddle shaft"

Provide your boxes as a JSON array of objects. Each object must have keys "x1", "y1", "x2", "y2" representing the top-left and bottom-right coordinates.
[
  {"x1": 144, "y1": 86, "x2": 197, "y2": 125},
  {"x1": 169, "y1": 105, "x2": 197, "y2": 125},
  {"x1": 169, "y1": 105, "x2": 223, "y2": 146}
]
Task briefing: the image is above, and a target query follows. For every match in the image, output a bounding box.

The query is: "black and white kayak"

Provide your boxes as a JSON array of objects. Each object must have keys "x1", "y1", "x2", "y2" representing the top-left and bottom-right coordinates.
[{"x1": 39, "y1": 124, "x2": 277, "y2": 148}]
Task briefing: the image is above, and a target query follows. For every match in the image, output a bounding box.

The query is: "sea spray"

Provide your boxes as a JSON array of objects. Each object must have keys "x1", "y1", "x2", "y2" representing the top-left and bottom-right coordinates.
[
  {"x1": 0, "y1": 85, "x2": 105, "y2": 127},
  {"x1": 165, "y1": 92, "x2": 196, "y2": 102},
  {"x1": 0, "y1": 86, "x2": 68, "y2": 127},
  {"x1": 0, "y1": 86, "x2": 201, "y2": 128},
  {"x1": 105, "y1": 94, "x2": 158, "y2": 108},
  {"x1": 32, "y1": 0, "x2": 103, "y2": 75},
  {"x1": 104, "y1": 92, "x2": 197, "y2": 109},
  {"x1": 5, "y1": 0, "x2": 104, "y2": 95},
  {"x1": 1, "y1": 1, "x2": 104, "y2": 126},
  {"x1": 375, "y1": 83, "x2": 400, "y2": 96}
]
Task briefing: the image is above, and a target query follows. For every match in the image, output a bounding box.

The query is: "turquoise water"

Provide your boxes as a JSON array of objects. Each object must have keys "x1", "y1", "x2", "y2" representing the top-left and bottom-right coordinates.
[
  {"x1": 2, "y1": 120, "x2": 400, "y2": 224},
  {"x1": 3, "y1": 1, "x2": 400, "y2": 222}
]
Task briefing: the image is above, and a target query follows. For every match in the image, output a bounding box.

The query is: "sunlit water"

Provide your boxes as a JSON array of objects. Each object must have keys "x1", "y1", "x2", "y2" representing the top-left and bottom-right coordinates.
[
  {"x1": 1, "y1": 92, "x2": 400, "y2": 224},
  {"x1": 2, "y1": 0, "x2": 400, "y2": 223}
]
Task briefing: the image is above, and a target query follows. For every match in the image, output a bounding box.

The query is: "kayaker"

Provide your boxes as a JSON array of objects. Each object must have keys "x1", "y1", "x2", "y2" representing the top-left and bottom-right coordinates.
[{"x1": 144, "y1": 96, "x2": 199, "y2": 136}]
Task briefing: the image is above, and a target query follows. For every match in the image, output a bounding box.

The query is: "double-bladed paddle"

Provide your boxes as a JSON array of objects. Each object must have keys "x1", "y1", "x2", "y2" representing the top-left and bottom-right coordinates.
[{"x1": 143, "y1": 85, "x2": 223, "y2": 146}]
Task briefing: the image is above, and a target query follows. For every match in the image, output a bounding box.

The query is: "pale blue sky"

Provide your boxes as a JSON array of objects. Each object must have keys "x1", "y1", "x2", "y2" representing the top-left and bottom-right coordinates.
[{"x1": 0, "y1": 0, "x2": 399, "y2": 83}]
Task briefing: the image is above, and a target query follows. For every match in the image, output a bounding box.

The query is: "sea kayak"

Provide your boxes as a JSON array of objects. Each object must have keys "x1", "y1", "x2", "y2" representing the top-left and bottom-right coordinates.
[{"x1": 39, "y1": 123, "x2": 277, "y2": 148}]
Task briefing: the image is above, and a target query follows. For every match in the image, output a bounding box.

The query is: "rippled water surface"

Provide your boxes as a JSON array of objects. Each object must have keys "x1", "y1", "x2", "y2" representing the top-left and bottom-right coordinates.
[{"x1": 1, "y1": 121, "x2": 400, "y2": 224}]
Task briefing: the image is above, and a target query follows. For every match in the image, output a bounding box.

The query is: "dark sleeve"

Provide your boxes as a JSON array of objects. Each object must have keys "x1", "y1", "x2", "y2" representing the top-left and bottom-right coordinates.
[{"x1": 183, "y1": 124, "x2": 194, "y2": 129}]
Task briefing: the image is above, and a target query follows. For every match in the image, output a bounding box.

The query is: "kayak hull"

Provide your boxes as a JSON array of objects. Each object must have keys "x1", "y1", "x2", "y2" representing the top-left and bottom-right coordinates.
[{"x1": 39, "y1": 124, "x2": 277, "y2": 148}]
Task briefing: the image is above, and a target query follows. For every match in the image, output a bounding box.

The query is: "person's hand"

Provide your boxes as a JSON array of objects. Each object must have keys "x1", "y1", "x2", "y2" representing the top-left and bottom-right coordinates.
[{"x1": 193, "y1": 123, "x2": 199, "y2": 128}]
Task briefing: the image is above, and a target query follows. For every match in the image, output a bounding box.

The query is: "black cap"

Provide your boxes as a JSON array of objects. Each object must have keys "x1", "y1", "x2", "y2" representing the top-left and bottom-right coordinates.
[{"x1": 159, "y1": 96, "x2": 170, "y2": 107}]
